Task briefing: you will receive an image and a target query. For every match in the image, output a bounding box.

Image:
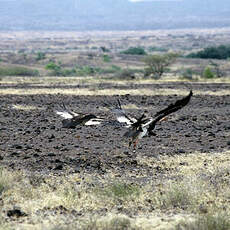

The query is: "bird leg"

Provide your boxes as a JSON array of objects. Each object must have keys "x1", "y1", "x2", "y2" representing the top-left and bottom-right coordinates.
[
  {"x1": 133, "y1": 139, "x2": 139, "y2": 150},
  {"x1": 159, "y1": 117, "x2": 168, "y2": 122},
  {"x1": 128, "y1": 138, "x2": 138, "y2": 150}
]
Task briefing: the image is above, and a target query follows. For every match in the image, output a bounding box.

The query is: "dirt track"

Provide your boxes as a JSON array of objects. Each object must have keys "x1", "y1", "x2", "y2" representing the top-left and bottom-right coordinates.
[{"x1": 0, "y1": 82, "x2": 230, "y2": 176}]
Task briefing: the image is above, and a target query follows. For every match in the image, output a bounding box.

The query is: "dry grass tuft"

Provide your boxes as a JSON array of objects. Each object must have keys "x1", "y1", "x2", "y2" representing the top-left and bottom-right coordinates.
[
  {"x1": 176, "y1": 213, "x2": 230, "y2": 230},
  {"x1": 0, "y1": 151, "x2": 230, "y2": 230},
  {"x1": 12, "y1": 104, "x2": 42, "y2": 110},
  {"x1": 95, "y1": 182, "x2": 140, "y2": 201}
]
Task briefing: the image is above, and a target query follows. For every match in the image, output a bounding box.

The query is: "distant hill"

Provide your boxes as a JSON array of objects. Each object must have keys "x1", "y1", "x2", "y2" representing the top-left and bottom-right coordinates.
[{"x1": 1, "y1": 0, "x2": 230, "y2": 31}]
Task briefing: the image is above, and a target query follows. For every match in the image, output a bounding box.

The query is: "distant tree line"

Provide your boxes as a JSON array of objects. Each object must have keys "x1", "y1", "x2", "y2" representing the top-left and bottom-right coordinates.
[
  {"x1": 187, "y1": 45, "x2": 230, "y2": 59},
  {"x1": 121, "y1": 47, "x2": 146, "y2": 55}
]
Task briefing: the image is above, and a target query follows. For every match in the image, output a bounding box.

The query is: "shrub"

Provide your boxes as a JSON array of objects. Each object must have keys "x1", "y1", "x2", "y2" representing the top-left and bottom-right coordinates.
[
  {"x1": 100, "y1": 46, "x2": 110, "y2": 52},
  {"x1": 148, "y1": 46, "x2": 168, "y2": 52},
  {"x1": 114, "y1": 69, "x2": 136, "y2": 80},
  {"x1": 202, "y1": 66, "x2": 215, "y2": 79},
  {"x1": 180, "y1": 68, "x2": 197, "y2": 80},
  {"x1": 98, "y1": 65, "x2": 122, "y2": 74},
  {"x1": 45, "y1": 62, "x2": 62, "y2": 76},
  {"x1": 209, "y1": 61, "x2": 224, "y2": 78},
  {"x1": 161, "y1": 183, "x2": 193, "y2": 209},
  {"x1": 187, "y1": 45, "x2": 230, "y2": 59},
  {"x1": 121, "y1": 47, "x2": 146, "y2": 55},
  {"x1": 0, "y1": 66, "x2": 39, "y2": 76},
  {"x1": 143, "y1": 52, "x2": 179, "y2": 79},
  {"x1": 102, "y1": 54, "x2": 111, "y2": 62},
  {"x1": 75, "y1": 65, "x2": 95, "y2": 76},
  {"x1": 45, "y1": 62, "x2": 59, "y2": 70},
  {"x1": 36, "y1": 52, "x2": 46, "y2": 61},
  {"x1": 61, "y1": 68, "x2": 76, "y2": 76},
  {"x1": 176, "y1": 213, "x2": 230, "y2": 230}
]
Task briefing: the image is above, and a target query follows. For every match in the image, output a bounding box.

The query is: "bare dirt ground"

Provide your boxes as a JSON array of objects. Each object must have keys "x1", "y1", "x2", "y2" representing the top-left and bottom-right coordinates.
[
  {"x1": 0, "y1": 80, "x2": 230, "y2": 230},
  {"x1": 1, "y1": 82, "x2": 229, "y2": 176},
  {"x1": 0, "y1": 29, "x2": 230, "y2": 229}
]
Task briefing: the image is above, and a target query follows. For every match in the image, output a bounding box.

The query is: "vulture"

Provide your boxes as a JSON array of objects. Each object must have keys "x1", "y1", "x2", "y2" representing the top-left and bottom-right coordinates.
[{"x1": 111, "y1": 90, "x2": 193, "y2": 149}]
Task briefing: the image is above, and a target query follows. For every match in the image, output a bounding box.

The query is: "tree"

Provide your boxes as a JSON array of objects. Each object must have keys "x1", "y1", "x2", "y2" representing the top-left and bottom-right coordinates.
[
  {"x1": 45, "y1": 61, "x2": 62, "y2": 76},
  {"x1": 36, "y1": 52, "x2": 46, "y2": 61},
  {"x1": 209, "y1": 61, "x2": 224, "y2": 78},
  {"x1": 202, "y1": 66, "x2": 215, "y2": 79},
  {"x1": 121, "y1": 47, "x2": 146, "y2": 55},
  {"x1": 143, "y1": 53, "x2": 179, "y2": 79},
  {"x1": 187, "y1": 45, "x2": 230, "y2": 60}
]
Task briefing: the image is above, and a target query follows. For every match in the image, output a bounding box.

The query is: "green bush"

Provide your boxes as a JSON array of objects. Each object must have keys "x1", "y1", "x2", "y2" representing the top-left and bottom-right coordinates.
[
  {"x1": 0, "y1": 66, "x2": 39, "y2": 76},
  {"x1": 187, "y1": 45, "x2": 230, "y2": 59},
  {"x1": 96, "y1": 65, "x2": 122, "y2": 74},
  {"x1": 114, "y1": 69, "x2": 136, "y2": 80},
  {"x1": 45, "y1": 62, "x2": 62, "y2": 76},
  {"x1": 36, "y1": 52, "x2": 46, "y2": 61},
  {"x1": 121, "y1": 47, "x2": 146, "y2": 55},
  {"x1": 148, "y1": 46, "x2": 168, "y2": 52},
  {"x1": 45, "y1": 62, "x2": 60, "y2": 70},
  {"x1": 75, "y1": 65, "x2": 95, "y2": 76},
  {"x1": 102, "y1": 54, "x2": 111, "y2": 62},
  {"x1": 61, "y1": 68, "x2": 77, "y2": 76},
  {"x1": 100, "y1": 46, "x2": 110, "y2": 52},
  {"x1": 202, "y1": 66, "x2": 215, "y2": 79},
  {"x1": 143, "y1": 53, "x2": 179, "y2": 79},
  {"x1": 108, "y1": 65, "x2": 122, "y2": 73}
]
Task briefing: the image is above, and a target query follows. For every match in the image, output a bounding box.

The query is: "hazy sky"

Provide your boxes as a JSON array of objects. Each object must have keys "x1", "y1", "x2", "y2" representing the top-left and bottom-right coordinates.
[{"x1": 129, "y1": 0, "x2": 183, "y2": 2}]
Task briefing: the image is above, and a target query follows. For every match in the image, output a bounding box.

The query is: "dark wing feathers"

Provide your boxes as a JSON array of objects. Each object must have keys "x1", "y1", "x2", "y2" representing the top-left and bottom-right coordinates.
[
  {"x1": 154, "y1": 90, "x2": 193, "y2": 117},
  {"x1": 148, "y1": 90, "x2": 193, "y2": 133}
]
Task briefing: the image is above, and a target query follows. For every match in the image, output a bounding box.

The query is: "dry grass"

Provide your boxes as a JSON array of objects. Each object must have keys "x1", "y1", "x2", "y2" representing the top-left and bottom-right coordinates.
[
  {"x1": 1, "y1": 76, "x2": 230, "y2": 86},
  {"x1": 1, "y1": 150, "x2": 229, "y2": 229},
  {"x1": 1, "y1": 76, "x2": 229, "y2": 96},
  {"x1": 176, "y1": 213, "x2": 230, "y2": 230},
  {"x1": 11, "y1": 104, "x2": 42, "y2": 110},
  {"x1": 1, "y1": 29, "x2": 230, "y2": 229},
  {"x1": 1, "y1": 87, "x2": 229, "y2": 96}
]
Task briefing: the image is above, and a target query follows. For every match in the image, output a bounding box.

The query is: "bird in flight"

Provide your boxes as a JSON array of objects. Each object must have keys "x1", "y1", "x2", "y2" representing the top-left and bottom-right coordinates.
[
  {"x1": 55, "y1": 103, "x2": 104, "y2": 128},
  {"x1": 110, "y1": 90, "x2": 193, "y2": 149}
]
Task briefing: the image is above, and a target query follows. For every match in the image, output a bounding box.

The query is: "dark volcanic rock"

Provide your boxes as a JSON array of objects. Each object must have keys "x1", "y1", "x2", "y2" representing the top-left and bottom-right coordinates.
[
  {"x1": 7, "y1": 209, "x2": 28, "y2": 218},
  {"x1": 0, "y1": 82, "x2": 229, "y2": 174}
]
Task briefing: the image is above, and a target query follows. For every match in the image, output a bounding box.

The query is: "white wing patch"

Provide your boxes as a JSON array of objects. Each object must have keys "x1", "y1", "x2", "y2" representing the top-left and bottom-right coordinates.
[
  {"x1": 142, "y1": 118, "x2": 154, "y2": 127},
  {"x1": 117, "y1": 116, "x2": 133, "y2": 125},
  {"x1": 56, "y1": 111, "x2": 75, "y2": 119},
  {"x1": 85, "y1": 118, "x2": 103, "y2": 126}
]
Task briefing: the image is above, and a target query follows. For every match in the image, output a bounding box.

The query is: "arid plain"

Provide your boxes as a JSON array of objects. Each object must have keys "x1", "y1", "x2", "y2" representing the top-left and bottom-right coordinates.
[{"x1": 0, "y1": 29, "x2": 230, "y2": 230}]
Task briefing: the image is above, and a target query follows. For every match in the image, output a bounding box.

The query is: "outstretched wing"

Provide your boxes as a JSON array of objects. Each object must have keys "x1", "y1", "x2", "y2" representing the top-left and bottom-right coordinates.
[
  {"x1": 55, "y1": 103, "x2": 79, "y2": 119},
  {"x1": 148, "y1": 90, "x2": 193, "y2": 133},
  {"x1": 111, "y1": 99, "x2": 137, "y2": 126},
  {"x1": 154, "y1": 90, "x2": 193, "y2": 117},
  {"x1": 56, "y1": 111, "x2": 74, "y2": 119}
]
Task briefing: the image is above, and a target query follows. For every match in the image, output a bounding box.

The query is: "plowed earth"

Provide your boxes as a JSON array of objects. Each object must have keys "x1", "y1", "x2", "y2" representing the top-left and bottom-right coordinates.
[{"x1": 0, "y1": 82, "x2": 230, "y2": 177}]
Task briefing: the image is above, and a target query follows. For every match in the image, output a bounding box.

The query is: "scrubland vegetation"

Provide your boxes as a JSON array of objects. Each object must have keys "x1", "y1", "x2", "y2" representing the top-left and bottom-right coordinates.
[
  {"x1": 0, "y1": 151, "x2": 230, "y2": 229},
  {"x1": 1, "y1": 30, "x2": 230, "y2": 81},
  {"x1": 0, "y1": 29, "x2": 230, "y2": 229}
]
